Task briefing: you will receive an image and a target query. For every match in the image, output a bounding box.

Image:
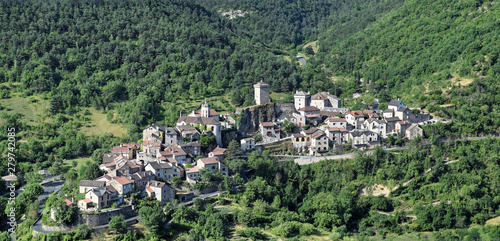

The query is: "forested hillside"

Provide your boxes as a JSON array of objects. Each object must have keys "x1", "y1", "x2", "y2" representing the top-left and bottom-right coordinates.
[{"x1": 315, "y1": 0, "x2": 500, "y2": 135}]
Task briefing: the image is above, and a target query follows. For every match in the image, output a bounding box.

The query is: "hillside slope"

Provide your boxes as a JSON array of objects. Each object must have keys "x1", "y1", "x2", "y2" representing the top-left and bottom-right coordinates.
[{"x1": 317, "y1": 0, "x2": 500, "y2": 134}]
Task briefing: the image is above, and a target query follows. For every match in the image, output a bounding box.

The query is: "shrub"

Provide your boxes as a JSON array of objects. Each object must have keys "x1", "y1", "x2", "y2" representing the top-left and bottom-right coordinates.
[{"x1": 236, "y1": 227, "x2": 266, "y2": 240}]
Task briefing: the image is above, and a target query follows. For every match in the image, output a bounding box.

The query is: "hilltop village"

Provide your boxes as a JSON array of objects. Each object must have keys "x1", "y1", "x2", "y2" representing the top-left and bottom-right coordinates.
[{"x1": 69, "y1": 80, "x2": 440, "y2": 212}]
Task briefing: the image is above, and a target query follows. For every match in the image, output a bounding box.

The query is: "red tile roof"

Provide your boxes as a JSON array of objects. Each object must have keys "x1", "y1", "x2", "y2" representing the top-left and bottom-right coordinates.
[
  {"x1": 210, "y1": 147, "x2": 226, "y2": 156},
  {"x1": 63, "y1": 199, "x2": 73, "y2": 206},
  {"x1": 186, "y1": 166, "x2": 200, "y2": 173},
  {"x1": 326, "y1": 117, "x2": 346, "y2": 122},
  {"x1": 261, "y1": 122, "x2": 275, "y2": 127},
  {"x1": 328, "y1": 127, "x2": 347, "y2": 132},
  {"x1": 81, "y1": 198, "x2": 92, "y2": 204},
  {"x1": 145, "y1": 187, "x2": 154, "y2": 193},
  {"x1": 112, "y1": 176, "x2": 132, "y2": 186},
  {"x1": 198, "y1": 157, "x2": 219, "y2": 165},
  {"x1": 312, "y1": 132, "x2": 325, "y2": 139},
  {"x1": 349, "y1": 111, "x2": 364, "y2": 118}
]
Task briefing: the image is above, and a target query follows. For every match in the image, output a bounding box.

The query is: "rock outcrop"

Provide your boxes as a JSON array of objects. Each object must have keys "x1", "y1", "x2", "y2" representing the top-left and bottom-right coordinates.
[{"x1": 236, "y1": 102, "x2": 280, "y2": 134}]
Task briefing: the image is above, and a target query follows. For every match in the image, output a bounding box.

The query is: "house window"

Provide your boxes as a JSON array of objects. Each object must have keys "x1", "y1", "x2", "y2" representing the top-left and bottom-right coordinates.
[{"x1": 212, "y1": 166, "x2": 215, "y2": 169}]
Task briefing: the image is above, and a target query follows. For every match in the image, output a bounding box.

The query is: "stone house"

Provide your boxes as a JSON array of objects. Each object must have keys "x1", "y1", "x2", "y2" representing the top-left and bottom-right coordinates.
[
  {"x1": 164, "y1": 127, "x2": 179, "y2": 146},
  {"x1": 349, "y1": 130, "x2": 379, "y2": 148},
  {"x1": 298, "y1": 106, "x2": 320, "y2": 117},
  {"x1": 142, "y1": 141, "x2": 162, "y2": 156},
  {"x1": 79, "y1": 180, "x2": 106, "y2": 194},
  {"x1": 384, "y1": 117, "x2": 402, "y2": 134},
  {"x1": 405, "y1": 124, "x2": 423, "y2": 140},
  {"x1": 325, "y1": 127, "x2": 348, "y2": 145},
  {"x1": 197, "y1": 157, "x2": 229, "y2": 176},
  {"x1": 388, "y1": 99, "x2": 405, "y2": 112},
  {"x1": 142, "y1": 124, "x2": 165, "y2": 143},
  {"x1": 395, "y1": 107, "x2": 412, "y2": 121},
  {"x1": 145, "y1": 161, "x2": 182, "y2": 180},
  {"x1": 85, "y1": 187, "x2": 111, "y2": 209},
  {"x1": 78, "y1": 198, "x2": 93, "y2": 210},
  {"x1": 324, "y1": 117, "x2": 347, "y2": 129},
  {"x1": 179, "y1": 142, "x2": 202, "y2": 157},
  {"x1": 177, "y1": 116, "x2": 222, "y2": 147},
  {"x1": 292, "y1": 113, "x2": 307, "y2": 127},
  {"x1": 186, "y1": 166, "x2": 201, "y2": 180},
  {"x1": 292, "y1": 133, "x2": 309, "y2": 152},
  {"x1": 240, "y1": 138, "x2": 256, "y2": 151},
  {"x1": 144, "y1": 180, "x2": 176, "y2": 203},
  {"x1": 109, "y1": 176, "x2": 133, "y2": 195},
  {"x1": 209, "y1": 147, "x2": 226, "y2": 162},
  {"x1": 364, "y1": 118, "x2": 387, "y2": 137},
  {"x1": 310, "y1": 131, "x2": 329, "y2": 155},
  {"x1": 111, "y1": 143, "x2": 138, "y2": 160},
  {"x1": 395, "y1": 120, "x2": 412, "y2": 137},
  {"x1": 260, "y1": 122, "x2": 278, "y2": 137},
  {"x1": 128, "y1": 171, "x2": 155, "y2": 191},
  {"x1": 310, "y1": 92, "x2": 341, "y2": 109},
  {"x1": 346, "y1": 111, "x2": 365, "y2": 129},
  {"x1": 175, "y1": 125, "x2": 201, "y2": 141}
]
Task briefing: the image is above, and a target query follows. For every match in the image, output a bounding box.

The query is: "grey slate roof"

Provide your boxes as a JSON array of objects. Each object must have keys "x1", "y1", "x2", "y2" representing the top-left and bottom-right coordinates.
[
  {"x1": 90, "y1": 187, "x2": 109, "y2": 196},
  {"x1": 147, "y1": 161, "x2": 173, "y2": 170},
  {"x1": 388, "y1": 100, "x2": 403, "y2": 107},
  {"x1": 79, "y1": 180, "x2": 106, "y2": 188}
]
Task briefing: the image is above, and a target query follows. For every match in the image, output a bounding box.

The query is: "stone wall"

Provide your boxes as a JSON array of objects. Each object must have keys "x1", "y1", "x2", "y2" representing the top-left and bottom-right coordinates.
[
  {"x1": 276, "y1": 103, "x2": 295, "y2": 114},
  {"x1": 41, "y1": 224, "x2": 74, "y2": 232},
  {"x1": 78, "y1": 205, "x2": 136, "y2": 226}
]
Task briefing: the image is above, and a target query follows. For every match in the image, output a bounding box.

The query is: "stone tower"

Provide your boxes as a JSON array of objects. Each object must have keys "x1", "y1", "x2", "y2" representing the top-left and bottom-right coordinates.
[
  {"x1": 294, "y1": 91, "x2": 311, "y2": 110},
  {"x1": 201, "y1": 98, "x2": 210, "y2": 118},
  {"x1": 254, "y1": 80, "x2": 270, "y2": 105}
]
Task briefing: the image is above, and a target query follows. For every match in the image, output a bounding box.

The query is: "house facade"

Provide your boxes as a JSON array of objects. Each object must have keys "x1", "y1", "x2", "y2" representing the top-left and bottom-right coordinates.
[
  {"x1": 144, "y1": 180, "x2": 176, "y2": 203},
  {"x1": 109, "y1": 176, "x2": 133, "y2": 195},
  {"x1": 240, "y1": 138, "x2": 256, "y2": 151},
  {"x1": 294, "y1": 91, "x2": 311, "y2": 110},
  {"x1": 197, "y1": 157, "x2": 229, "y2": 175},
  {"x1": 405, "y1": 124, "x2": 423, "y2": 139}
]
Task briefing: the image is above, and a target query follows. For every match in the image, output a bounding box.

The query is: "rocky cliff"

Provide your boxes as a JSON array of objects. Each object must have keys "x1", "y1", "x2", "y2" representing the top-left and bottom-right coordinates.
[{"x1": 236, "y1": 102, "x2": 280, "y2": 134}]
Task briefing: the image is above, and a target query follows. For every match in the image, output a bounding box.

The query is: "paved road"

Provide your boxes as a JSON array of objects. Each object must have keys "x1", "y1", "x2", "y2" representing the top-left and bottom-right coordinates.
[
  {"x1": 291, "y1": 146, "x2": 408, "y2": 165},
  {"x1": 39, "y1": 175, "x2": 61, "y2": 185},
  {"x1": 289, "y1": 135, "x2": 500, "y2": 166},
  {"x1": 30, "y1": 180, "x2": 65, "y2": 235},
  {"x1": 38, "y1": 180, "x2": 65, "y2": 203},
  {"x1": 297, "y1": 57, "x2": 306, "y2": 66}
]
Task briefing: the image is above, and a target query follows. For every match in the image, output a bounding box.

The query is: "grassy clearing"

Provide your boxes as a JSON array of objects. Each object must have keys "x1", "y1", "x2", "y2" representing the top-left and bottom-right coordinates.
[
  {"x1": 486, "y1": 216, "x2": 500, "y2": 226},
  {"x1": 172, "y1": 94, "x2": 235, "y2": 114},
  {"x1": 79, "y1": 108, "x2": 127, "y2": 137},
  {"x1": 0, "y1": 93, "x2": 49, "y2": 124},
  {"x1": 269, "y1": 92, "x2": 292, "y2": 104},
  {"x1": 63, "y1": 156, "x2": 91, "y2": 170},
  {"x1": 449, "y1": 74, "x2": 475, "y2": 87},
  {"x1": 302, "y1": 40, "x2": 319, "y2": 53}
]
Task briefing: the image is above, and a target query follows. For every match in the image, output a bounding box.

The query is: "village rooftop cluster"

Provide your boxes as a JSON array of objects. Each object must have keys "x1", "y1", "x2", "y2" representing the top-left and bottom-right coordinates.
[{"x1": 56, "y1": 80, "x2": 438, "y2": 212}]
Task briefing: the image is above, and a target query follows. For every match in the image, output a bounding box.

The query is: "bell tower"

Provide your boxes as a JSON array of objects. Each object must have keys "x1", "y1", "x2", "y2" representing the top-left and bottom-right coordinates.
[{"x1": 201, "y1": 98, "x2": 210, "y2": 118}]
